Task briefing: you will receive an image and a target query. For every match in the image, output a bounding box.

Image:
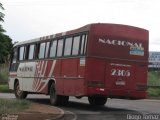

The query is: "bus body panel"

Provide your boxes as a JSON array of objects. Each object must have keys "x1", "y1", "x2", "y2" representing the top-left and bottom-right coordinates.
[
  {"x1": 9, "y1": 60, "x2": 57, "y2": 93},
  {"x1": 85, "y1": 57, "x2": 147, "y2": 99},
  {"x1": 9, "y1": 23, "x2": 149, "y2": 101},
  {"x1": 85, "y1": 24, "x2": 148, "y2": 99},
  {"x1": 54, "y1": 58, "x2": 86, "y2": 96},
  {"x1": 87, "y1": 24, "x2": 148, "y2": 61}
]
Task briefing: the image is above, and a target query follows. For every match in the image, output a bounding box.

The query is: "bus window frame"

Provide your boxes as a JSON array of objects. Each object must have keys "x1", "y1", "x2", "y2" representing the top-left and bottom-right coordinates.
[
  {"x1": 62, "y1": 32, "x2": 88, "y2": 58},
  {"x1": 14, "y1": 31, "x2": 88, "y2": 62}
]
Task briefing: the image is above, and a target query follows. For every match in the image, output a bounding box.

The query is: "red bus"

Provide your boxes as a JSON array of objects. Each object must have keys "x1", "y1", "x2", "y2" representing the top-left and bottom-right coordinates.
[{"x1": 9, "y1": 23, "x2": 149, "y2": 106}]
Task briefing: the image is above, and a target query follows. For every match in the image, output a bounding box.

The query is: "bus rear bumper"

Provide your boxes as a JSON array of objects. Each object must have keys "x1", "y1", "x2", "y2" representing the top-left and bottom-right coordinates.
[{"x1": 87, "y1": 87, "x2": 147, "y2": 99}]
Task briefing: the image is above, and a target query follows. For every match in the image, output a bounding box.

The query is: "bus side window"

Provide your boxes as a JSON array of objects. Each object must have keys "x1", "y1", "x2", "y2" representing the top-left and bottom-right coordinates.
[
  {"x1": 80, "y1": 34, "x2": 88, "y2": 55},
  {"x1": 28, "y1": 44, "x2": 35, "y2": 60},
  {"x1": 49, "y1": 40, "x2": 57, "y2": 58},
  {"x1": 57, "y1": 39, "x2": 64, "y2": 57},
  {"x1": 18, "y1": 46, "x2": 25, "y2": 61},
  {"x1": 12, "y1": 48, "x2": 17, "y2": 63},
  {"x1": 64, "y1": 37, "x2": 72, "y2": 56},
  {"x1": 10, "y1": 48, "x2": 18, "y2": 71},
  {"x1": 84, "y1": 34, "x2": 88, "y2": 54},
  {"x1": 72, "y1": 36, "x2": 80, "y2": 56},
  {"x1": 39, "y1": 42, "x2": 46, "y2": 59},
  {"x1": 25, "y1": 45, "x2": 29, "y2": 60},
  {"x1": 35, "y1": 43, "x2": 39, "y2": 59},
  {"x1": 45, "y1": 42, "x2": 50, "y2": 58}
]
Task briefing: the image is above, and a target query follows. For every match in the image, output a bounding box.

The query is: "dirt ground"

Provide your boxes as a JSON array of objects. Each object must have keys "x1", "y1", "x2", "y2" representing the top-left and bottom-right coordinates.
[{"x1": 1, "y1": 103, "x2": 63, "y2": 120}]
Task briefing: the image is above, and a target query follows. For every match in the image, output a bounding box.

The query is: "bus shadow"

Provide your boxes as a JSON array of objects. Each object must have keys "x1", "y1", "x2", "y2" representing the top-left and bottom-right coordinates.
[
  {"x1": 27, "y1": 97, "x2": 137, "y2": 114},
  {"x1": 27, "y1": 98, "x2": 50, "y2": 105},
  {"x1": 64, "y1": 101, "x2": 136, "y2": 113}
]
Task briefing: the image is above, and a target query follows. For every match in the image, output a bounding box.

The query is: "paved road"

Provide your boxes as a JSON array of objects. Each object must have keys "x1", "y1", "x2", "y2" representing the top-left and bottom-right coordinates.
[
  {"x1": 1, "y1": 93, "x2": 160, "y2": 120},
  {"x1": 62, "y1": 97, "x2": 160, "y2": 120}
]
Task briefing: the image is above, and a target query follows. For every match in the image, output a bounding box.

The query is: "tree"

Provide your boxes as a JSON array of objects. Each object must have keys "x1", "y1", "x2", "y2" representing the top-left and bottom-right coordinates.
[
  {"x1": 0, "y1": 34, "x2": 12, "y2": 63},
  {"x1": 0, "y1": 3, "x2": 13, "y2": 64},
  {"x1": 0, "y1": 3, "x2": 4, "y2": 22}
]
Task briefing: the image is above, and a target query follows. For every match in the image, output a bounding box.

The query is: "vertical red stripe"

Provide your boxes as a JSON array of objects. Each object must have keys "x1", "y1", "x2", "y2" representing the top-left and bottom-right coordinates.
[{"x1": 42, "y1": 61, "x2": 47, "y2": 77}]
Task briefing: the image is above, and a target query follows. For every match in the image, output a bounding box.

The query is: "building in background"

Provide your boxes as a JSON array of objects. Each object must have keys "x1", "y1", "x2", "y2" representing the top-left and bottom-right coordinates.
[{"x1": 149, "y1": 52, "x2": 160, "y2": 70}]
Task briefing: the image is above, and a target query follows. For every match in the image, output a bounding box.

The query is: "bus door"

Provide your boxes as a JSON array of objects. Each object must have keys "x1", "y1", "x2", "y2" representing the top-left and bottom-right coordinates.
[{"x1": 21, "y1": 62, "x2": 36, "y2": 92}]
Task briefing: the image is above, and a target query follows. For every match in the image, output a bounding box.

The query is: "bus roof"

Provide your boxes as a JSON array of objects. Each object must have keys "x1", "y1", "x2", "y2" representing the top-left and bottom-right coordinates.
[
  {"x1": 14, "y1": 23, "x2": 147, "y2": 47},
  {"x1": 14, "y1": 23, "x2": 91, "y2": 47}
]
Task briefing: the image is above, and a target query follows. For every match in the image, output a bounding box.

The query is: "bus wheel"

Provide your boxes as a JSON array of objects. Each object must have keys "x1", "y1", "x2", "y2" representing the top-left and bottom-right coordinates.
[
  {"x1": 50, "y1": 83, "x2": 69, "y2": 106},
  {"x1": 88, "y1": 96, "x2": 107, "y2": 106},
  {"x1": 50, "y1": 83, "x2": 58, "y2": 105},
  {"x1": 14, "y1": 82, "x2": 27, "y2": 99}
]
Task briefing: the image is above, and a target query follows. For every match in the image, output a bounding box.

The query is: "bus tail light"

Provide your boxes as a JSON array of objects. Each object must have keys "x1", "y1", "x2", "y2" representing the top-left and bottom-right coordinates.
[{"x1": 95, "y1": 88, "x2": 105, "y2": 91}]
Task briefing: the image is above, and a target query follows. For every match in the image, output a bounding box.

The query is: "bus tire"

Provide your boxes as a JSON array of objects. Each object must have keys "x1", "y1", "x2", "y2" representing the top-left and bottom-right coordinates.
[
  {"x1": 50, "y1": 83, "x2": 57, "y2": 105},
  {"x1": 14, "y1": 81, "x2": 27, "y2": 99},
  {"x1": 50, "y1": 83, "x2": 69, "y2": 106},
  {"x1": 88, "y1": 96, "x2": 107, "y2": 106}
]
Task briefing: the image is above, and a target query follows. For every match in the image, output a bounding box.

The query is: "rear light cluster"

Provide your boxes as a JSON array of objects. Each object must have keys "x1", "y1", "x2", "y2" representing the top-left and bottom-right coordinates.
[
  {"x1": 136, "y1": 84, "x2": 147, "y2": 91},
  {"x1": 87, "y1": 81, "x2": 105, "y2": 87}
]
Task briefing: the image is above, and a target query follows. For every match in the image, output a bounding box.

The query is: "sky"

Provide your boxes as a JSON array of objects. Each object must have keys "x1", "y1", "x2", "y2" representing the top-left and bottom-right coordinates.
[{"x1": 1, "y1": 0, "x2": 160, "y2": 51}]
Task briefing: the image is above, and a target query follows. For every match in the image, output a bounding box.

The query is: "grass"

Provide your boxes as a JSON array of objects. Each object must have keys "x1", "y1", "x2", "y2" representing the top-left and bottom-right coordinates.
[
  {"x1": 0, "y1": 72, "x2": 8, "y2": 83},
  {"x1": 147, "y1": 71, "x2": 160, "y2": 97},
  {"x1": 0, "y1": 84, "x2": 10, "y2": 93},
  {"x1": 147, "y1": 87, "x2": 160, "y2": 97},
  {"x1": 0, "y1": 98, "x2": 30, "y2": 114},
  {"x1": 148, "y1": 71, "x2": 160, "y2": 86}
]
